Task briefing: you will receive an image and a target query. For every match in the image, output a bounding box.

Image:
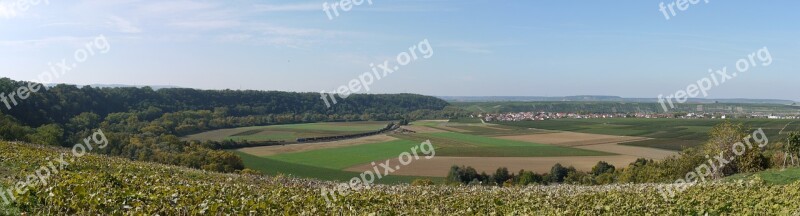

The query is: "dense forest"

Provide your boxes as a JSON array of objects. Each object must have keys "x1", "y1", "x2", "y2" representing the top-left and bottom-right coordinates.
[{"x1": 0, "y1": 77, "x2": 459, "y2": 172}]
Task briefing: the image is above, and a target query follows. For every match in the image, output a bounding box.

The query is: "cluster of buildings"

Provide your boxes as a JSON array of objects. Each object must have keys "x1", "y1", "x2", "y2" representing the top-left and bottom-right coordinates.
[
  {"x1": 480, "y1": 112, "x2": 631, "y2": 122},
  {"x1": 480, "y1": 112, "x2": 800, "y2": 122}
]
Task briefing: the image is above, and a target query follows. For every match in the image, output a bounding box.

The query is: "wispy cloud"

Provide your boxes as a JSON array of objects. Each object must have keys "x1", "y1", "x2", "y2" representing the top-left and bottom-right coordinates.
[
  {"x1": 254, "y1": 3, "x2": 320, "y2": 12},
  {"x1": 137, "y1": 0, "x2": 217, "y2": 14},
  {"x1": 169, "y1": 20, "x2": 241, "y2": 30},
  {"x1": 0, "y1": 36, "x2": 99, "y2": 48}
]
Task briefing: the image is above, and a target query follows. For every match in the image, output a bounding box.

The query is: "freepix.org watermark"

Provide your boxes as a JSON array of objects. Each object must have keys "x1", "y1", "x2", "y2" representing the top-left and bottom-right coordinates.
[
  {"x1": 0, "y1": 34, "x2": 111, "y2": 111},
  {"x1": 658, "y1": 128, "x2": 769, "y2": 200},
  {"x1": 321, "y1": 140, "x2": 435, "y2": 207},
  {"x1": 658, "y1": 0, "x2": 709, "y2": 20},
  {"x1": 0, "y1": 0, "x2": 49, "y2": 19},
  {"x1": 320, "y1": 39, "x2": 433, "y2": 108},
  {"x1": 322, "y1": 0, "x2": 372, "y2": 20},
  {"x1": 658, "y1": 47, "x2": 772, "y2": 112},
  {"x1": 0, "y1": 129, "x2": 108, "y2": 206}
]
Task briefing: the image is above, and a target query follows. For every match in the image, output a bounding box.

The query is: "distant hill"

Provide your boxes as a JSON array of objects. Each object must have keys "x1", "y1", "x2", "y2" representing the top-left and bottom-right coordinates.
[
  {"x1": 439, "y1": 96, "x2": 796, "y2": 105},
  {"x1": 45, "y1": 83, "x2": 183, "y2": 90}
]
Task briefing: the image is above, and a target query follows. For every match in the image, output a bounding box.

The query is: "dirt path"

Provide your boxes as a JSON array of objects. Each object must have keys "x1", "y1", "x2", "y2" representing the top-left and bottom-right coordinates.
[{"x1": 780, "y1": 121, "x2": 796, "y2": 134}]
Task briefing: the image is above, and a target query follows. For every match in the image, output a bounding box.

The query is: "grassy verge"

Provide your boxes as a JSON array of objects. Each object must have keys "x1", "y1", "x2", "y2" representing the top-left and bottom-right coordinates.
[{"x1": 725, "y1": 167, "x2": 800, "y2": 185}]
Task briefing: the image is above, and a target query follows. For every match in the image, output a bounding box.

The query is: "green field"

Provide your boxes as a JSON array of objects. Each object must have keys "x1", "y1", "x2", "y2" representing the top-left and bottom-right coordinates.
[
  {"x1": 266, "y1": 139, "x2": 425, "y2": 169},
  {"x1": 495, "y1": 118, "x2": 798, "y2": 151},
  {"x1": 391, "y1": 132, "x2": 612, "y2": 157},
  {"x1": 236, "y1": 151, "x2": 436, "y2": 184},
  {"x1": 184, "y1": 121, "x2": 390, "y2": 142}
]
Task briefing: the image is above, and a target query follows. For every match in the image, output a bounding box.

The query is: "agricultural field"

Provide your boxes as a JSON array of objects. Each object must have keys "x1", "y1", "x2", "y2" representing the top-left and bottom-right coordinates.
[
  {"x1": 495, "y1": 118, "x2": 799, "y2": 151},
  {"x1": 183, "y1": 121, "x2": 391, "y2": 142},
  {"x1": 192, "y1": 118, "x2": 798, "y2": 182},
  {"x1": 226, "y1": 120, "x2": 677, "y2": 180},
  {"x1": 4, "y1": 141, "x2": 800, "y2": 215}
]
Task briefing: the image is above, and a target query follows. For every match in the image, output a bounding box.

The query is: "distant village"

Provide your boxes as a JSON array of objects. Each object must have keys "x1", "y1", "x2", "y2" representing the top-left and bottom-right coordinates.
[{"x1": 480, "y1": 112, "x2": 800, "y2": 122}]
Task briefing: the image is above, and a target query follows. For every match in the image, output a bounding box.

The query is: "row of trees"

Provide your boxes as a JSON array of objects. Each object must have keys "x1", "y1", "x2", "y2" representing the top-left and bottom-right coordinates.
[{"x1": 446, "y1": 161, "x2": 617, "y2": 186}]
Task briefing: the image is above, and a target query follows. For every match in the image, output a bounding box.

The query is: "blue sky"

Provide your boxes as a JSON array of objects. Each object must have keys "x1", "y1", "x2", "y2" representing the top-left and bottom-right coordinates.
[{"x1": 0, "y1": 0, "x2": 797, "y2": 100}]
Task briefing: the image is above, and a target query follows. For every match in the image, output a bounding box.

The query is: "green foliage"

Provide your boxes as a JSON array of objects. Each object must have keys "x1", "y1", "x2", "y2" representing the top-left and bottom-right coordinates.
[
  {"x1": 549, "y1": 163, "x2": 571, "y2": 183},
  {"x1": 0, "y1": 115, "x2": 32, "y2": 141},
  {"x1": 25, "y1": 124, "x2": 64, "y2": 146},
  {"x1": 564, "y1": 170, "x2": 593, "y2": 185},
  {"x1": 492, "y1": 167, "x2": 511, "y2": 185},
  {"x1": 411, "y1": 178, "x2": 435, "y2": 186},
  {"x1": 591, "y1": 161, "x2": 615, "y2": 176}
]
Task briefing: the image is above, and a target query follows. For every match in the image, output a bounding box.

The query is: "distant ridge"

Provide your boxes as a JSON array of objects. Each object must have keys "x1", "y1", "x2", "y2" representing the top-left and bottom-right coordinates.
[
  {"x1": 439, "y1": 96, "x2": 796, "y2": 105},
  {"x1": 45, "y1": 83, "x2": 183, "y2": 90}
]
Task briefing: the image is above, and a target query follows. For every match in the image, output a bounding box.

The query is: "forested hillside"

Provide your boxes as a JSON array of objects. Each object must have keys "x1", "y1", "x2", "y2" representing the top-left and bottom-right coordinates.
[{"x1": 0, "y1": 77, "x2": 457, "y2": 172}]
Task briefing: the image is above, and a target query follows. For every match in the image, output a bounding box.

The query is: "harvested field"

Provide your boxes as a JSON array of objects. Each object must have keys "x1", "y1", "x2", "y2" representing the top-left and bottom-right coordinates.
[
  {"x1": 238, "y1": 135, "x2": 397, "y2": 156},
  {"x1": 497, "y1": 132, "x2": 643, "y2": 147},
  {"x1": 345, "y1": 155, "x2": 642, "y2": 177},
  {"x1": 575, "y1": 143, "x2": 677, "y2": 159},
  {"x1": 497, "y1": 132, "x2": 677, "y2": 159}
]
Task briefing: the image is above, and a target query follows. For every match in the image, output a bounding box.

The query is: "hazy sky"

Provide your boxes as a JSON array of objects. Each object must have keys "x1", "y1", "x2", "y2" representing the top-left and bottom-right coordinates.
[{"x1": 0, "y1": 0, "x2": 797, "y2": 100}]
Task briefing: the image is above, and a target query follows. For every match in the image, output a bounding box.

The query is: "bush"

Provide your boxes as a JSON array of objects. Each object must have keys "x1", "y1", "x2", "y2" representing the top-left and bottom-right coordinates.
[
  {"x1": 591, "y1": 161, "x2": 615, "y2": 176},
  {"x1": 411, "y1": 178, "x2": 435, "y2": 186}
]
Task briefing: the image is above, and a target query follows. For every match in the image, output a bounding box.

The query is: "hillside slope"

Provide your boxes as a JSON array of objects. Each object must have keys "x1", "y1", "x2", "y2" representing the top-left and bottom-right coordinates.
[{"x1": 3, "y1": 141, "x2": 800, "y2": 215}]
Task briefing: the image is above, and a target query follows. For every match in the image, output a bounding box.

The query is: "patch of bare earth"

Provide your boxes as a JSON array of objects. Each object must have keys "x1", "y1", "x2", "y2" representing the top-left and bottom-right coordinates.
[
  {"x1": 496, "y1": 132, "x2": 677, "y2": 159},
  {"x1": 344, "y1": 156, "x2": 642, "y2": 177},
  {"x1": 237, "y1": 135, "x2": 397, "y2": 156}
]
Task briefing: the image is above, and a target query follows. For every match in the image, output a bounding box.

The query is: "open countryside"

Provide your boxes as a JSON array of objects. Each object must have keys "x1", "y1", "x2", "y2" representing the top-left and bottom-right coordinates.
[{"x1": 4, "y1": 1, "x2": 800, "y2": 215}]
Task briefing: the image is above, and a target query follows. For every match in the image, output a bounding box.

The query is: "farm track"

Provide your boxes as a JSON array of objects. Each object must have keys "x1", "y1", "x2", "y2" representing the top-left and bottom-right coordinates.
[{"x1": 780, "y1": 121, "x2": 796, "y2": 134}]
